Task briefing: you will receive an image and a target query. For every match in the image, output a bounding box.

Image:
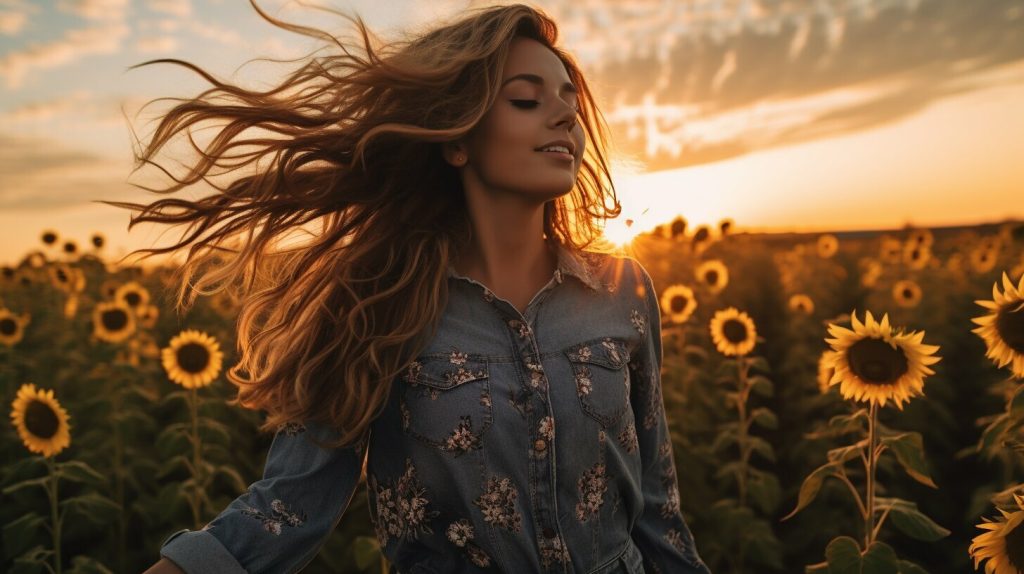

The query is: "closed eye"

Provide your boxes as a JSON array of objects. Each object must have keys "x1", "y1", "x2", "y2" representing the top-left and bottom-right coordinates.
[{"x1": 510, "y1": 99, "x2": 539, "y2": 109}]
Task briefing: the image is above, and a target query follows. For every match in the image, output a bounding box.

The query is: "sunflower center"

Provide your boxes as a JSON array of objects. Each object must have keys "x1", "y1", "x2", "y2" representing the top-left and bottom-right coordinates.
[
  {"x1": 670, "y1": 295, "x2": 688, "y2": 314},
  {"x1": 124, "y1": 292, "x2": 141, "y2": 307},
  {"x1": 705, "y1": 271, "x2": 719, "y2": 286},
  {"x1": 723, "y1": 319, "x2": 748, "y2": 344},
  {"x1": 996, "y1": 303, "x2": 1024, "y2": 354},
  {"x1": 101, "y1": 308, "x2": 129, "y2": 332},
  {"x1": 25, "y1": 400, "x2": 59, "y2": 439},
  {"x1": 903, "y1": 288, "x2": 914, "y2": 299},
  {"x1": 1005, "y1": 520, "x2": 1024, "y2": 571},
  {"x1": 0, "y1": 318, "x2": 15, "y2": 336},
  {"x1": 847, "y1": 337, "x2": 908, "y2": 385},
  {"x1": 177, "y1": 342, "x2": 211, "y2": 373},
  {"x1": 56, "y1": 269, "x2": 68, "y2": 283}
]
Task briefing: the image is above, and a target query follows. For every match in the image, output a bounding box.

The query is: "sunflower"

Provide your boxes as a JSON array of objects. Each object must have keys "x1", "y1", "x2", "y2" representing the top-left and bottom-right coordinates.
[
  {"x1": 47, "y1": 263, "x2": 84, "y2": 293},
  {"x1": 970, "y1": 493, "x2": 1024, "y2": 574},
  {"x1": 114, "y1": 281, "x2": 151, "y2": 310},
  {"x1": 41, "y1": 230, "x2": 58, "y2": 246},
  {"x1": 660, "y1": 284, "x2": 697, "y2": 324},
  {"x1": 692, "y1": 225, "x2": 711, "y2": 245},
  {"x1": 818, "y1": 350, "x2": 839, "y2": 394},
  {"x1": 63, "y1": 241, "x2": 77, "y2": 255},
  {"x1": 99, "y1": 279, "x2": 121, "y2": 299},
  {"x1": 91, "y1": 233, "x2": 105, "y2": 249},
  {"x1": 64, "y1": 295, "x2": 79, "y2": 320},
  {"x1": 892, "y1": 279, "x2": 922, "y2": 308},
  {"x1": 817, "y1": 234, "x2": 839, "y2": 259},
  {"x1": 824, "y1": 310, "x2": 941, "y2": 410},
  {"x1": 162, "y1": 329, "x2": 224, "y2": 389},
  {"x1": 907, "y1": 228, "x2": 934, "y2": 249},
  {"x1": 0, "y1": 308, "x2": 30, "y2": 346},
  {"x1": 789, "y1": 294, "x2": 815, "y2": 315},
  {"x1": 971, "y1": 272, "x2": 1024, "y2": 379},
  {"x1": 23, "y1": 251, "x2": 47, "y2": 269},
  {"x1": 879, "y1": 236, "x2": 903, "y2": 264},
  {"x1": 92, "y1": 301, "x2": 136, "y2": 343},
  {"x1": 695, "y1": 260, "x2": 729, "y2": 294},
  {"x1": 971, "y1": 245, "x2": 999, "y2": 274},
  {"x1": 709, "y1": 307, "x2": 757, "y2": 357},
  {"x1": 10, "y1": 383, "x2": 71, "y2": 457},
  {"x1": 861, "y1": 258, "x2": 883, "y2": 288},
  {"x1": 669, "y1": 216, "x2": 687, "y2": 241},
  {"x1": 136, "y1": 304, "x2": 160, "y2": 329},
  {"x1": 903, "y1": 242, "x2": 931, "y2": 271},
  {"x1": 719, "y1": 218, "x2": 734, "y2": 237}
]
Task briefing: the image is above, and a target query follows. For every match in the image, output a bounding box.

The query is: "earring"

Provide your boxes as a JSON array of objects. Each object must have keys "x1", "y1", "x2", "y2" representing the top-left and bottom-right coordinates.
[{"x1": 455, "y1": 153, "x2": 465, "y2": 165}]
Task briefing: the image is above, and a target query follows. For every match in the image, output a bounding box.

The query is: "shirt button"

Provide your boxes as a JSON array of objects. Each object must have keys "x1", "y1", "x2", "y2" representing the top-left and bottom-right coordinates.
[
  {"x1": 534, "y1": 439, "x2": 546, "y2": 451},
  {"x1": 543, "y1": 527, "x2": 557, "y2": 538}
]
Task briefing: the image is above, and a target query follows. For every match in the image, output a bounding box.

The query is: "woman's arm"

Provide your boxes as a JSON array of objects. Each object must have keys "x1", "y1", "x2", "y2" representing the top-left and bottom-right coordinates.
[
  {"x1": 150, "y1": 420, "x2": 369, "y2": 574},
  {"x1": 143, "y1": 557, "x2": 186, "y2": 574}
]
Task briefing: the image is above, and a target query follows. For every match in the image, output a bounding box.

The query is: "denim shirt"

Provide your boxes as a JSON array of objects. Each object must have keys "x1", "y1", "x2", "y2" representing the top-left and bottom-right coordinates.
[{"x1": 160, "y1": 242, "x2": 711, "y2": 574}]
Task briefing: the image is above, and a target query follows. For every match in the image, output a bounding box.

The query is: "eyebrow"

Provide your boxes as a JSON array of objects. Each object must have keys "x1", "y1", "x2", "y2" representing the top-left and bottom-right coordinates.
[{"x1": 501, "y1": 73, "x2": 578, "y2": 94}]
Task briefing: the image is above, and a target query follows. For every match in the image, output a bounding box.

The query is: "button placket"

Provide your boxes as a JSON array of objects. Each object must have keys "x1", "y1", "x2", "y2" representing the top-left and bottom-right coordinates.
[{"x1": 506, "y1": 316, "x2": 566, "y2": 573}]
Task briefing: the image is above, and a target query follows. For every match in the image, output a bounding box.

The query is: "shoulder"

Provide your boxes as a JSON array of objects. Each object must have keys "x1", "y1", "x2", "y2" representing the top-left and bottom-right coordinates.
[{"x1": 578, "y1": 250, "x2": 655, "y2": 298}]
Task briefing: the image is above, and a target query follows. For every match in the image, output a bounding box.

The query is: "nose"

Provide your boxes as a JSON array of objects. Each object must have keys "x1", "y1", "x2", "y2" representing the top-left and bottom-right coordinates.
[{"x1": 552, "y1": 99, "x2": 578, "y2": 131}]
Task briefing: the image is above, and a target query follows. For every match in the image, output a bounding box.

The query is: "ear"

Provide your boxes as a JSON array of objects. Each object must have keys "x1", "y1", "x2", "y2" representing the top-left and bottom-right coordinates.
[{"x1": 442, "y1": 141, "x2": 468, "y2": 168}]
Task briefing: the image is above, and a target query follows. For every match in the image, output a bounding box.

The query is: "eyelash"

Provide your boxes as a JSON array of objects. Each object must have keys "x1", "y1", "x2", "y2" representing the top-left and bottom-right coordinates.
[{"x1": 511, "y1": 99, "x2": 581, "y2": 114}]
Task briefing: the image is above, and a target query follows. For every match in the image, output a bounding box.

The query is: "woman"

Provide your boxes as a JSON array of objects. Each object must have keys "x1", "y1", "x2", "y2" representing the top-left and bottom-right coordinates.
[{"x1": 133, "y1": 2, "x2": 709, "y2": 573}]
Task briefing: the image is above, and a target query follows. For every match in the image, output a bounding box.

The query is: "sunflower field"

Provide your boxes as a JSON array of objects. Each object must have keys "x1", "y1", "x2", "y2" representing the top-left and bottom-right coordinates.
[{"x1": 2, "y1": 220, "x2": 1023, "y2": 574}]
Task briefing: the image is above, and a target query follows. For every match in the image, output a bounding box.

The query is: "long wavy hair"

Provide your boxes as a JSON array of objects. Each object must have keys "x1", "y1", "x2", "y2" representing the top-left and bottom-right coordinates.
[{"x1": 105, "y1": 1, "x2": 620, "y2": 449}]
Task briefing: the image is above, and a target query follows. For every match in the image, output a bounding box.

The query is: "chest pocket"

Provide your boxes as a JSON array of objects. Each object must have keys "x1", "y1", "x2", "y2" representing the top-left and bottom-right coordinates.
[
  {"x1": 564, "y1": 337, "x2": 631, "y2": 428},
  {"x1": 399, "y1": 355, "x2": 492, "y2": 457}
]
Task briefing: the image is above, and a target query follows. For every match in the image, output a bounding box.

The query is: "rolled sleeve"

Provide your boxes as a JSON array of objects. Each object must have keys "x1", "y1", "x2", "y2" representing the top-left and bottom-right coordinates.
[
  {"x1": 159, "y1": 420, "x2": 368, "y2": 574},
  {"x1": 627, "y1": 260, "x2": 711, "y2": 574}
]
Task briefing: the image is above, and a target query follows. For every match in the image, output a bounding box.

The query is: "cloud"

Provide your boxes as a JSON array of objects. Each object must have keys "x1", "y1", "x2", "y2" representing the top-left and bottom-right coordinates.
[
  {"x1": 57, "y1": 0, "x2": 129, "y2": 22},
  {"x1": 0, "y1": 133, "x2": 135, "y2": 211},
  {"x1": 147, "y1": 0, "x2": 191, "y2": 18},
  {"x1": 135, "y1": 34, "x2": 178, "y2": 53},
  {"x1": 0, "y1": 21, "x2": 130, "y2": 88},
  {"x1": 0, "y1": 9, "x2": 26, "y2": 34},
  {"x1": 3, "y1": 90, "x2": 93, "y2": 121}
]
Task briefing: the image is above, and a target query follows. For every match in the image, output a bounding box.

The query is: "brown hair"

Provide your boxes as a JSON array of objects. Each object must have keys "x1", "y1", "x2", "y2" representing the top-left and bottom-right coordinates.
[{"x1": 105, "y1": 1, "x2": 620, "y2": 448}]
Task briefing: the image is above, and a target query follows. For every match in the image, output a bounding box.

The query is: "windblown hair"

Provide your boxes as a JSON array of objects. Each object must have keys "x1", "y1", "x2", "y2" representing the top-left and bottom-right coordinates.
[{"x1": 105, "y1": 1, "x2": 620, "y2": 449}]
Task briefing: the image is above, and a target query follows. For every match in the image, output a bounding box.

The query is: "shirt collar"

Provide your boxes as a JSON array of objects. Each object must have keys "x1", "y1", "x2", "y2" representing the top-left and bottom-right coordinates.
[{"x1": 446, "y1": 241, "x2": 603, "y2": 292}]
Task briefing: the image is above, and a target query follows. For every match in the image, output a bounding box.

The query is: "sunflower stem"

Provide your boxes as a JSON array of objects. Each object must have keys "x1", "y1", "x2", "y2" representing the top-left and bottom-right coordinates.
[
  {"x1": 112, "y1": 382, "x2": 126, "y2": 574},
  {"x1": 45, "y1": 456, "x2": 62, "y2": 574},
  {"x1": 835, "y1": 465, "x2": 868, "y2": 524},
  {"x1": 189, "y1": 386, "x2": 203, "y2": 530},
  {"x1": 865, "y1": 401, "x2": 879, "y2": 548},
  {"x1": 735, "y1": 355, "x2": 751, "y2": 573}
]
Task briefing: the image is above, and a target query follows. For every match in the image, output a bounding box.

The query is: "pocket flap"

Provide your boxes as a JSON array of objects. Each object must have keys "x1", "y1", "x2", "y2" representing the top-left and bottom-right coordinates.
[
  {"x1": 403, "y1": 356, "x2": 488, "y2": 390},
  {"x1": 565, "y1": 337, "x2": 630, "y2": 369}
]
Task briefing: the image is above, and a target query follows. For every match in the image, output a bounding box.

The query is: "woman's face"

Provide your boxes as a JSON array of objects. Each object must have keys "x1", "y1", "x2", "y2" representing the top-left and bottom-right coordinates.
[{"x1": 455, "y1": 36, "x2": 586, "y2": 201}]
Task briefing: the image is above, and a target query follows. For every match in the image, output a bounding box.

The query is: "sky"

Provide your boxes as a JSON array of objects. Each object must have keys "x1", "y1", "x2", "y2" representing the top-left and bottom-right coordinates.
[{"x1": 1, "y1": 0, "x2": 1022, "y2": 264}]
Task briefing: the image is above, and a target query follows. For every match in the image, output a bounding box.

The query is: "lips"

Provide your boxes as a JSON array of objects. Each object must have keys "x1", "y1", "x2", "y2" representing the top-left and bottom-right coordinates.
[{"x1": 535, "y1": 139, "x2": 575, "y2": 155}]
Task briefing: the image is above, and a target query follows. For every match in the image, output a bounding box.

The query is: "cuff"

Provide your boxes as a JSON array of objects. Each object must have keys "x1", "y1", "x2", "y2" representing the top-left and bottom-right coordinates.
[{"x1": 160, "y1": 528, "x2": 249, "y2": 574}]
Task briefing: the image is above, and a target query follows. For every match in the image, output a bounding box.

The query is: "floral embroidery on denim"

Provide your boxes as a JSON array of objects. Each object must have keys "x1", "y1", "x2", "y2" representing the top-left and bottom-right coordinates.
[
  {"x1": 399, "y1": 398, "x2": 411, "y2": 431},
  {"x1": 538, "y1": 416, "x2": 554, "y2": 441},
  {"x1": 444, "y1": 415, "x2": 482, "y2": 455},
  {"x1": 643, "y1": 374, "x2": 663, "y2": 430},
  {"x1": 508, "y1": 387, "x2": 533, "y2": 418},
  {"x1": 480, "y1": 387, "x2": 492, "y2": 408},
  {"x1": 575, "y1": 366, "x2": 593, "y2": 397},
  {"x1": 601, "y1": 338, "x2": 625, "y2": 364},
  {"x1": 446, "y1": 519, "x2": 493, "y2": 567},
  {"x1": 466, "y1": 544, "x2": 492, "y2": 567},
  {"x1": 445, "y1": 367, "x2": 487, "y2": 387},
  {"x1": 276, "y1": 422, "x2": 306, "y2": 436},
  {"x1": 659, "y1": 437, "x2": 682, "y2": 518},
  {"x1": 474, "y1": 476, "x2": 522, "y2": 533},
  {"x1": 371, "y1": 458, "x2": 438, "y2": 548},
  {"x1": 575, "y1": 462, "x2": 608, "y2": 521},
  {"x1": 664, "y1": 528, "x2": 689, "y2": 553},
  {"x1": 240, "y1": 498, "x2": 305, "y2": 535},
  {"x1": 508, "y1": 319, "x2": 531, "y2": 339},
  {"x1": 539, "y1": 534, "x2": 571, "y2": 567},
  {"x1": 403, "y1": 360, "x2": 423, "y2": 383},
  {"x1": 482, "y1": 288, "x2": 495, "y2": 302},
  {"x1": 618, "y1": 420, "x2": 638, "y2": 453},
  {"x1": 449, "y1": 348, "x2": 468, "y2": 366},
  {"x1": 630, "y1": 309, "x2": 646, "y2": 335}
]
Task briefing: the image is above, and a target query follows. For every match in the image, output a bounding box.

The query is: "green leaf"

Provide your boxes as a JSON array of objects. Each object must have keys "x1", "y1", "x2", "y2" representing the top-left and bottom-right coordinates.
[
  {"x1": 806, "y1": 410, "x2": 868, "y2": 440},
  {"x1": 747, "y1": 469, "x2": 782, "y2": 515},
  {"x1": 749, "y1": 436, "x2": 776, "y2": 463},
  {"x1": 68, "y1": 555, "x2": 115, "y2": 574},
  {"x1": 782, "y1": 463, "x2": 839, "y2": 520},
  {"x1": 750, "y1": 376, "x2": 774, "y2": 397},
  {"x1": 157, "y1": 454, "x2": 196, "y2": 479},
  {"x1": 897, "y1": 560, "x2": 929, "y2": 574},
  {"x1": 825, "y1": 537, "x2": 899, "y2": 574},
  {"x1": 59, "y1": 492, "x2": 121, "y2": 526},
  {"x1": 874, "y1": 497, "x2": 950, "y2": 541},
  {"x1": 881, "y1": 432, "x2": 937, "y2": 488},
  {"x1": 2, "y1": 476, "x2": 50, "y2": 496},
  {"x1": 10, "y1": 545, "x2": 52, "y2": 574},
  {"x1": 213, "y1": 464, "x2": 250, "y2": 493},
  {"x1": 3, "y1": 513, "x2": 46, "y2": 558},
  {"x1": 828, "y1": 440, "x2": 868, "y2": 465},
  {"x1": 746, "y1": 356, "x2": 771, "y2": 374},
  {"x1": 711, "y1": 428, "x2": 738, "y2": 454},
  {"x1": 57, "y1": 461, "x2": 106, "y2": 486},
  {"x1": 751, "y1": 408, "x2": 778, "y2": 430},
  {"x1": 977, "y1": 414, "x2": 1010, "y2": 456},
  {"x1": 1009, "y1": 384, "x2": 1024, "y2": 415},
  {"x1": 351, "y1": 535, "x2": 382, "y2": 569}
]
